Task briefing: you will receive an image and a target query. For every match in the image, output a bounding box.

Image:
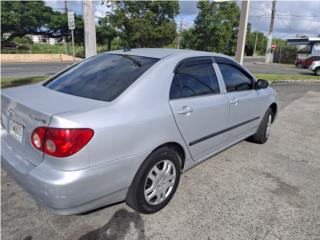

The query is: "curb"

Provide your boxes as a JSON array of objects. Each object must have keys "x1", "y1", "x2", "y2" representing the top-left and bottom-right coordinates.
[{"x1": 269, "y1": 80, "x2": 320, "y2": 84}]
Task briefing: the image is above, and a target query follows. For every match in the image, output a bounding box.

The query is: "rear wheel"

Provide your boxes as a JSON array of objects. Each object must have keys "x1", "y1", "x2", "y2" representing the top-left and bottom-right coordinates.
[
  {"x1": 126, "y1": 147, "x2": 181, "y2": 214},
  {"x1": 250, "y1": 108, "x2": 273, "y2": 144},
  {"x1": 314, "y1": 67, "x2": 320, "y2": 76}
]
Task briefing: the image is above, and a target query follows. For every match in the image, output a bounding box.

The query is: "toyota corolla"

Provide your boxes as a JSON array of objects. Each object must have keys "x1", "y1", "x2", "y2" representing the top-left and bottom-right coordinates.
[{"x1": 1, "y1": 48, "x2": 278, "y2": 214}]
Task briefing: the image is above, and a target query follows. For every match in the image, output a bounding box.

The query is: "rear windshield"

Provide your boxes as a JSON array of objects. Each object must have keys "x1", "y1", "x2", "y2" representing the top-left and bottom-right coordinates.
[{"x1": 44, "y1": 54, "x2": 159, "y2": 102}]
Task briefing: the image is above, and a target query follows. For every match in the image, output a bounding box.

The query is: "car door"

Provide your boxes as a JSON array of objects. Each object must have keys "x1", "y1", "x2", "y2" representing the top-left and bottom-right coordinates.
[
  {"x1": 169, "y1": 57, "x2": 230, "y2": 161},
  {"x1": 215, "y1": 58, "x2": 266, "y2": 143}
]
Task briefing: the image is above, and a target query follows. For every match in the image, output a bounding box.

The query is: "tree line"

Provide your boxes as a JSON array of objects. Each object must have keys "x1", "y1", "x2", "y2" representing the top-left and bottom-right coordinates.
[{"x1": 1, "y1": 0, "x2": 281, "y2": 56}]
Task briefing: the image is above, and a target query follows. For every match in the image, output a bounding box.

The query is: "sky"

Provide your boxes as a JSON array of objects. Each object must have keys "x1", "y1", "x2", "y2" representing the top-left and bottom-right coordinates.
[{"x1": 45, "y1": 0, "x2": 320, "y2": 39}]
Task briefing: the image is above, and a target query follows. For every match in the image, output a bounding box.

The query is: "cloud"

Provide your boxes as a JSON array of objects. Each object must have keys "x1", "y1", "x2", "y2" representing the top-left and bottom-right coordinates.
[
  {"x1": 178, "y1": 0, "x2": 320, "y2": 38},
  {"x1": 179, "y1": 1, "x2": 198, "y2": 16},
  {"x1": 248, "y1": 0, "x2": 320, "y2": 38},
  {"x1": 44, "y1": 0, "x2": 320, "y2": 38}
]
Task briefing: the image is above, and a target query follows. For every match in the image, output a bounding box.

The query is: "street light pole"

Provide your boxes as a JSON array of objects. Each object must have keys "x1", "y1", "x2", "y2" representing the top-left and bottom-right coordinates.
[
  {"x1": 253, "y1": 32, "x2": 258, "y2": 56},
  {"x1": 235, "y1": 0, "x2": 250, "y2": 65},
  {"x1": 176, "y1": 17, "x2": 183, "y2": 49},
  {"x1": 83, "y1": 0, "x2": 97, "y2": 58},
  {"x1": 64, "y1": 0, "x2": 68, "y2": 55},
  {"x1": 265, "y1": 0, "x2": 276, "y2": 63}
]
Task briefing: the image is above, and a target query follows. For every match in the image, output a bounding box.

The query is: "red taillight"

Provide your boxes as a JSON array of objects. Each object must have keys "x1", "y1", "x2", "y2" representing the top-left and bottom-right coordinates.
[{"x1": 31, "y1": 127, "x2": 94, "y2": 157}]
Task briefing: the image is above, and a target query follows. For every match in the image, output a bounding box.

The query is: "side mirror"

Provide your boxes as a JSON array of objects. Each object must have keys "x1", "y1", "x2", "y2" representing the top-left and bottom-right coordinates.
[{"x1": 255, "y1": 79, "x2": 269, "y2": 90}]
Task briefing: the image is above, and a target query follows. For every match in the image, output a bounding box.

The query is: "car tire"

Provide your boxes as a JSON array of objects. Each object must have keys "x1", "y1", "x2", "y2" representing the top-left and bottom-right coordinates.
[
  {"x1": 250, "y1": 108, "x2": 273, "y2": 144},
  {"x1": 315, "y1": 67, "x2": 320, "y2": 76},
  {"x1": 126, "y1": 146, "x2": 181, "y2": 214}
]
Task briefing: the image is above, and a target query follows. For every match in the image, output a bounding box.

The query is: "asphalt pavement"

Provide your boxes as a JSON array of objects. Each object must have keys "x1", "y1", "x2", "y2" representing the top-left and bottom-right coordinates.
[
  {"x1": 2, "y1": 82, "x2": 320, "y2": 240},
  {"x1": 1, "y1": 57, "x2": 313, "y2": 78},
  {"x1": 244, "y1": 62, "x2": 313, "y2": 75},
  {"x1": 1, "y1": 62, "x2": 74, "y2": 78}
]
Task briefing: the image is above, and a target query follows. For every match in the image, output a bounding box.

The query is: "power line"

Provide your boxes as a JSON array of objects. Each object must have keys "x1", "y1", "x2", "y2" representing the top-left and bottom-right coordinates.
[
  {"x1": 250, "y1": 15, "x2": 320, "y2": 22},
  {"x1": 249, "y1": 6, "x2": 320, "y2": 18}
]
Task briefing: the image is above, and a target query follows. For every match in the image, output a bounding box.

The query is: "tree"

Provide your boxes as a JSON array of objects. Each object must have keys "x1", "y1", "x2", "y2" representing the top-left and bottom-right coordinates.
[
  {"x1": 101, "y1": 1, "x2": 179, "y2": 48},
  {"x1": 180, "y1": 28, "x2": 197, "y2": 49},
  {"x1": 245, "y1": 31, "x2": 266, "y2": 56},
  {"x1": 1, "y1": 1, "x2": 84, "y2": 44},
  {"x1": 1, "y1": 1, "x2": 52, "y2": 41},
  {"x1": 191, "y1": 0, "x2": 240, "y2": 55},
  {"x1": 96, "y1": 16, "x2": 117, "y2": 50},
  {"x1": 245, "y1": 24, "x2": 267, "y2": 56}
]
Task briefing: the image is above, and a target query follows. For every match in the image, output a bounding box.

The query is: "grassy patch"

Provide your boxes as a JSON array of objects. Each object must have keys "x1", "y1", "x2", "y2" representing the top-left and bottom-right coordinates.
[
  {"x1": 255, "y1": 73, "x2": 320, "y2": 81},
  {"x1": 1, "y1": 76, "x2": 48, "y2": 88}
]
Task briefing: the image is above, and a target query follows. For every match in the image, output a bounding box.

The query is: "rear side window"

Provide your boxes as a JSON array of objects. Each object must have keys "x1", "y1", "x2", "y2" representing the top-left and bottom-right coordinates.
[
  {"x1": 170, "y1": 63, "x2": 220, "y2": 99},
  {"x1": 44, "y1": 54, "x2": 158, "y2": 102},
  {"x1": 218, "y1": 63, "x2": 253, "y2": 92}
]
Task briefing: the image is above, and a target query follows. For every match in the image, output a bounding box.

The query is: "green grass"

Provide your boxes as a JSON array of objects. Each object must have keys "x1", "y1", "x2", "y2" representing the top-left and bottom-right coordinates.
[
  {"x1": 255, "y1": 73, "x2": 320, "y2": 81},
  {"x1": 1, "y1": 76, "x2": 48, "y2": 88}
]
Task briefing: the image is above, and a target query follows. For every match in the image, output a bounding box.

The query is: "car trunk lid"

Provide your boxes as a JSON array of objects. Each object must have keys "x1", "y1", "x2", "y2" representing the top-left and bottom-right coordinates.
[{"x1": 1, "y1": 84, "x2": 107, "y2": 166}]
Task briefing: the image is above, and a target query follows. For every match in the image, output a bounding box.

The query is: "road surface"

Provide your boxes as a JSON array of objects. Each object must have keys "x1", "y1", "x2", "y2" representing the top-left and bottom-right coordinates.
[
  {"x1": 1, "y1": 57, "x2": 313, "y2": 78},
  {"x1": 1, "y1": 62, "x2": 74, "y2": 78}
]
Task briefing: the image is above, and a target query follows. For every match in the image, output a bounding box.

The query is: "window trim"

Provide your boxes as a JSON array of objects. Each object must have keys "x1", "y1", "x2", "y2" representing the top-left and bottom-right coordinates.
[
  {"x1": 214, "y1": 57, "x2": 256, "y2": 92},
  {"x1": 213, "y1": 57, "x2": 255, "y2": 81},
  {"x1": 170, "y1": 57, "x2": 221, "y2": 100},
  {"x1": 173, "y1": 56, "x2": 213, "y2": 73}
]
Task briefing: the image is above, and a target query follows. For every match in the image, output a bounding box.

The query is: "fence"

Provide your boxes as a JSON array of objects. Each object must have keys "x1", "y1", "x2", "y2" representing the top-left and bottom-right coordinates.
[
  {"x1": 1, "y1": 49, "x2": 32, "y2": 54},
  {"x1": 1, "y1": 44, "x2": 112, "y2": 58},
  {"x1": 273, "y1": 52, "x2": 297, "y2": 64}
]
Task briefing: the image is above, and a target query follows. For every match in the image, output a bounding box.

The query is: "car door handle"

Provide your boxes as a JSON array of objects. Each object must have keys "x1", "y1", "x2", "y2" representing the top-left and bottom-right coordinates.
[
  {"x1": 229, "y1": 97, "x2": 239, "y2": 105},
  {"x1": 177, "y1": 106, "x2": 193, "y2": 115}
]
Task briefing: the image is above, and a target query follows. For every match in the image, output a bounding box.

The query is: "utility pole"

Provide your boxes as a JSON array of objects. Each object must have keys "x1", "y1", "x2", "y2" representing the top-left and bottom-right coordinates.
[
  {"x1": 83, "y1": 0, "x2": 97, "y2": 58},
  {"x1": 253, "y1": 32, "x2": 258, "y2": 56},
  {"x1": 64, "y1": 0, "x2": 68, "y2": 55},
  {"x1": 265, "y1": 0, "x2": 276, "y2": 63},
  {"x1": 235, "y1": 0, "x2": 250, "y2": 65},
  {"x1": 64, "y1": 0, "x2": 68, "y2": 13},
  {"x1": 176, "y1": 17, "x2": 183, "y2": 49}
]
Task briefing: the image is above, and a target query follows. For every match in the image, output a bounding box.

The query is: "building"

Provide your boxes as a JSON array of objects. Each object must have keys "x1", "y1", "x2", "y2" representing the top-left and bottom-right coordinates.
[
  {"x1": 2, "y1": 33, "x2": 60, "y2": 45},
  {"x1": 26, "y1": 34, "x2": 59, "y2": 45},
  {"x1": 287, "y1": 37, "x2": 320, "y2": 57}
]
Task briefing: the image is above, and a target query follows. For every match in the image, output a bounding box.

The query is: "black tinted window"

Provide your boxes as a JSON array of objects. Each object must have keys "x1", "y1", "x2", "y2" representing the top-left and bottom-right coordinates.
[
  {"x1": 218, "y1": 64, "x2": 253, "y2": 92},
  {"x1": 170, "y1": 63, "x2": 220, "y2": 99},
  {"x1": 44, "y1": 54, "x2": 158, "y2": 102}
]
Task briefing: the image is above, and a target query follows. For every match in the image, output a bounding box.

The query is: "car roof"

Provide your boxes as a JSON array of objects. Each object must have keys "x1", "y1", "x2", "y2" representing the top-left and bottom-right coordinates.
[{"x1": 107, "y1": 48, "x2": 226, "y2": 59}]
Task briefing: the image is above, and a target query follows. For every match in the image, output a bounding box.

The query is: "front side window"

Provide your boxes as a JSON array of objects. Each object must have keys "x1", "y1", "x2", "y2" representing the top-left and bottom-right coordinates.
[
  {"x1": 170, "y1": 63, "x2": 220, "y2": 99},
  {"x1": 218, "y1": 63, "x2": 253, "y2": 92},
  {"x1": 44, "y1": 54, "x2": 158, "y2": 102}
]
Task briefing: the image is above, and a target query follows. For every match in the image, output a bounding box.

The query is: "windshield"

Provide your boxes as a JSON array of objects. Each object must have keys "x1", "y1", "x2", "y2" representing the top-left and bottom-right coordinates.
[{"x1": 44, "y1": 54, "x2": 159, "y2": 102}]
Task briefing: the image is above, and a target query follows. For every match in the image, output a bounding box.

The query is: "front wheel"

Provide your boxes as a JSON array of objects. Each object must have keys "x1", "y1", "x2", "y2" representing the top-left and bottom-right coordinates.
[
  {"x1": 314, "y1": 67, "x2": 320, "y2": 76},
  {"x1": 250, "y1": 108, "x2": 273, "y2": 144},
  {"x1": 126, "y1": 147, "x2": 181, "y2": 214}
]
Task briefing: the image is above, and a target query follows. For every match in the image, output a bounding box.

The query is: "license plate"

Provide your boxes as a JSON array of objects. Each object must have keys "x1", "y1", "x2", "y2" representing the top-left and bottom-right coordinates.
[{"x1": 9, "y1": 120, "x2": 23, "y2": 142}]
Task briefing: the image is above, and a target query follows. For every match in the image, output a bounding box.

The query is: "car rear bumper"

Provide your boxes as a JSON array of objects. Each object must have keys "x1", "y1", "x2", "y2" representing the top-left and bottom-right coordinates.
[{"x1": 1, "y1": 136, "x2": 148, "y2": 215}]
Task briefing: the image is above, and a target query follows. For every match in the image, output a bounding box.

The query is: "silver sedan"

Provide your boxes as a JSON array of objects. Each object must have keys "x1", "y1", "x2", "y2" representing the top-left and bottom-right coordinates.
[{"x1": 1, "y1": 48, "x2": 278, "y2": 214}]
